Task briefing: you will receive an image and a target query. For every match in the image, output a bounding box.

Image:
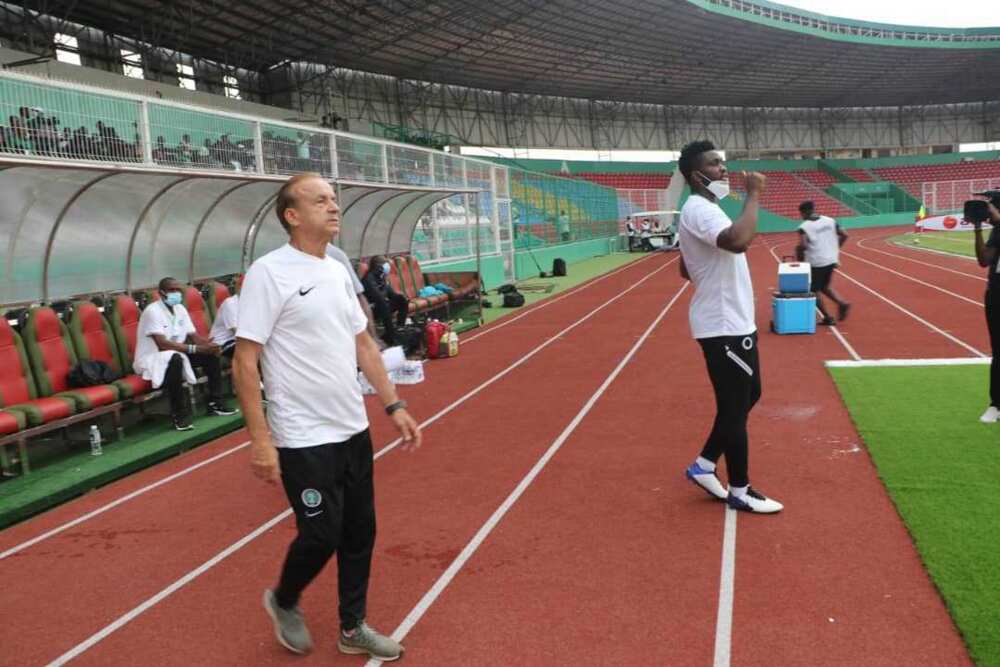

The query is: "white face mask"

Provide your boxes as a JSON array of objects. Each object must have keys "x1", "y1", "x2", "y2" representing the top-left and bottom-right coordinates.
[
  {"x1": 382, "y1": 262, "x2": 392, "y2": 275},
  {"x1": 699, "y1": 173, "x2": 730, "y2": 201}
]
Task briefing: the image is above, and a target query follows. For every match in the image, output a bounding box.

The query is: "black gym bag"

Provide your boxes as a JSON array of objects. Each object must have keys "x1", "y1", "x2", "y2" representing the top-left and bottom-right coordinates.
[{"x1": 552, "y1": 258, "x2": 567, "y2": 277}]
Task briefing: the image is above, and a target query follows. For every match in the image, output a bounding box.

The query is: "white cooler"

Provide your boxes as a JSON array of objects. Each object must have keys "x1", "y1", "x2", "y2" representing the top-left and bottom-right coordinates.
[{"x1": 778, "y1": 259, "x2": 811, "y2": 294}]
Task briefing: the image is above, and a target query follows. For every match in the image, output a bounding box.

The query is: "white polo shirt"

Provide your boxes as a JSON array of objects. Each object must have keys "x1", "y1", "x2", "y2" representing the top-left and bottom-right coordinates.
[
  {"x1": 209, "y1": 295, "x2": 239, "y2": 347},
  {"x1": 237, "y1": 244, "x2": 369, "y2": 448},
  {"x1": 798, "y1": 215, "x2": 840, "y2": 268},
  {"x1": 679, "y1": 194, "x2": 756, "y2": 339}
]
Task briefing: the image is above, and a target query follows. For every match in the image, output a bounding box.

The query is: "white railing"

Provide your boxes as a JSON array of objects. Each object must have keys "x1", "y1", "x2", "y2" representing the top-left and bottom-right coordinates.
[{"x1": 922, "y1": 178, "x2": 1000, "y2": 214}]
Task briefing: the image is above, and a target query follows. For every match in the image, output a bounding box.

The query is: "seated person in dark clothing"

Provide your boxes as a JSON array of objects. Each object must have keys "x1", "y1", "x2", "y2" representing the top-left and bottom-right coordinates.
[{"x1": 361, "y1": 255, "x2": 409, "y2": 345}]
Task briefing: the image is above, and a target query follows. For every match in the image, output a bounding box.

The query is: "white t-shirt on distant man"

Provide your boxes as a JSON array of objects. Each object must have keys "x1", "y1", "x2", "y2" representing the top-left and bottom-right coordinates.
[
  {"x1": 798, "y1": 215, "x2": 840, "y2": 268},
  {"x1": 209, "y1": 295, "x2": 239, "y2": 347},
  {"x1": 237, "y1": 244, "x2": 370, "y2": 448},
  {"x1": 678, "y1": 194, "x2": 756, "y2": 339},
  {"x1": 134, "y1": 300, "x2": 197, "y2": 388}
]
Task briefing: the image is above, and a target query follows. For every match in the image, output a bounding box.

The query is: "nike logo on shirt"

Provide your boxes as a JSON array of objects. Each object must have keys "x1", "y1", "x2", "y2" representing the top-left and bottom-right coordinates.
[
  {"x1": 305, "y1": 510, "x2": 324, "y2": 518},
  {"x1": 298, "y1": 286, "x2": 316, "y2": 296}
]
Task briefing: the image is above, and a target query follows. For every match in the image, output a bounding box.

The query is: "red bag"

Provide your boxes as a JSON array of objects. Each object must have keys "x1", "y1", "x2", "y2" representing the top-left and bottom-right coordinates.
[{"x1": 424, "y1": 320, "x2": 448, "y2": 358}]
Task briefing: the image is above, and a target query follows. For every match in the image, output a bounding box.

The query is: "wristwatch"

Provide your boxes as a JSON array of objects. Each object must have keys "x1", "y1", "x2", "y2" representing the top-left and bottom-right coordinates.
[{"x1": 385, "y1": 400, "x2": 408, "y2": 415}]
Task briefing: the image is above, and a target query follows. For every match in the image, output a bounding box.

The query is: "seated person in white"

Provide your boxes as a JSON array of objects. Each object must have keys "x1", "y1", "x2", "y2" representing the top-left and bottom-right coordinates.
[
  {"x1": 134, "y1": 277, "x2": 237, "y2": 431},
  {"x1": 209, "y1": 291, "x2": 239, "y2": 357}
]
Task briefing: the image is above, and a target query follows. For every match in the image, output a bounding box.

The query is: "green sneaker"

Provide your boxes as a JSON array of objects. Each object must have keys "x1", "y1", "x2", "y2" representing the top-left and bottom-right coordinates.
[
  {"x1": 338, "y1": 621, "x2": 403, "y2": 661},
  {"x1": 263, "y1": 589, "x2": 313, "y2": 655}
]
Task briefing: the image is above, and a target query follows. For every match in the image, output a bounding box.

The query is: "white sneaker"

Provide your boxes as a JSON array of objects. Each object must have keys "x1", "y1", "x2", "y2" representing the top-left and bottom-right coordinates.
[
  {"x1": 980, "y1": 406, "x2": 1000, "y2": 423},
  {"x1": 685, "y1": 462, "x2": 728, "y2": 500},
  {"x1": 727, "y1": 487, "x2": 783, "y2": 514}
]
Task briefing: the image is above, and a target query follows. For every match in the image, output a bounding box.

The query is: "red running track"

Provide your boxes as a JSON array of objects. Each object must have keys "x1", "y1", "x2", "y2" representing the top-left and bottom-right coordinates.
[{"x1": 0, "y1": 231, "x2": 980, "y2": 665}]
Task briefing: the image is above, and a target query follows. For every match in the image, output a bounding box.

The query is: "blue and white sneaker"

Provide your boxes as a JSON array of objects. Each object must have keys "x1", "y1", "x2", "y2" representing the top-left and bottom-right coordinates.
[
  {"x1": 685, "y1": 462, "x2": 728, "y2": 500},
  {"x1": 727, "y1": 487, "x2": 783, "y2": 514}
]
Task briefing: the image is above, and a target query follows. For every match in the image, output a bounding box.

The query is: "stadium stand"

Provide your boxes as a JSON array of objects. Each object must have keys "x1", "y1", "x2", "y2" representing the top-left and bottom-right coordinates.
[{"x1": 873, "y1": 160, "x2": 1000, "y2": 198}]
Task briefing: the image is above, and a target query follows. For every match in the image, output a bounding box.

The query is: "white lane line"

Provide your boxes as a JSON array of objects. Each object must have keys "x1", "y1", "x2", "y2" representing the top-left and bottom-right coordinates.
[
  {"x1": 364, "y1": 282, "x2": 692, "y2": 666},
  {"x1": 889, "y1": 239, "x2": 979, "y2": 263},
  {"x1": 42, "y1": 258, "x2": 681, "y2": 665},
  {"x1": 765, "y1": 243, "x2": 861, "y2": 361},
  {"x1": 835, "y1": 269, "x2": 987, "y2": 358},
  {"x1": 462, "y1": 254, "x2": 653, "y2": 344},
  {"x1": 856, "y1": 236, "x2": 983, "y2": 280},
  {"x1": 840, "y1": 250, "x2": 981, "y2": 307},
  {"x1": 0, "y1": 440, "x2": 250, "y2": 561},
  {"x1": 826, "y1": 357, "x2": 991, "y2": 368},
  {"x1": 10, "y1": 258, "x2": 654, "y2": 557},
  {"x1": 713, "y1": 508, "x2": 738, "y2": 667}
]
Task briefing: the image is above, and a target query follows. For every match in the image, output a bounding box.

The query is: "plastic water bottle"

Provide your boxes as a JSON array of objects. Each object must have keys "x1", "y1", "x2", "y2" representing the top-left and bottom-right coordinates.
[{"x1": 89, "y1": 425, "x2": 103, "y2": 456}]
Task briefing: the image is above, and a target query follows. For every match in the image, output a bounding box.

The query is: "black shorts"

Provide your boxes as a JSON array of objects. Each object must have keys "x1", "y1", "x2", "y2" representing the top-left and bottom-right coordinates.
[{"x1": 811, "y1": 264, "x2": 837, "y2": 292}]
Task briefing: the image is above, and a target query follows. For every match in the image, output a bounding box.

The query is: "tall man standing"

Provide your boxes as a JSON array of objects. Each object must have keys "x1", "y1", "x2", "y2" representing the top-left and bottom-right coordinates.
[
  {"x1": 796, "y1": 200, "x2": 850, "y2": 325},
  {"x1": 677, "y1": 140, "x2": 782, "y2": 514},
  {"x1": 234, "y1": 173, "x2": 422, "y2": 661}
]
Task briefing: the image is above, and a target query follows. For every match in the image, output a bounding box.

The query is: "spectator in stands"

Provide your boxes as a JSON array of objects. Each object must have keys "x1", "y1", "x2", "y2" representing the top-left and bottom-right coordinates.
[
  {"x1": 234, "y1": 172, "x2": 418, "y2": 661},
  {"x1": 971, "y1": 200, "x2": 1000, "y2": 423},
  {"x1": 677, "y1": 139, "x2": 782, "y2": 514},
  {"x1": 624, "y1": 216, "x2": 637, "y2": 251},
  {"x1": 178, "y1": 134, "x2": 194, "y2": 164},
  {"x1": 296, "y1": 132, "x2": 312, "y2": 170},
  {"x1": 796, "y1": 201, "x2": 850, "y2": 326},
  {"x1": 557, "y1": 210, "x2": 571, "y2": 242},
  {"x1": 362, "y1": 255, "x2": 409, "y2": 347},
  {"x1": 134, "y1": 277, "x2": 237, "y2": 431}
]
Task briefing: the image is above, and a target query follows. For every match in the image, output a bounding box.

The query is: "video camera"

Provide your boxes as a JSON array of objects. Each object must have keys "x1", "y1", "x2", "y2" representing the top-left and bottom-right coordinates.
[{"x1": 963, "y1": 190, "x2": 1000, "y2": 224}]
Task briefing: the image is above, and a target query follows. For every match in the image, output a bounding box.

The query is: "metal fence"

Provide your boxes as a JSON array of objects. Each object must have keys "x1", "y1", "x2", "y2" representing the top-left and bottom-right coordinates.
[
  {"x1": 922, "y1": 178, "x2": 1000, "y2": 214},
  {"x1": 0, "y1": 69, "x2": 620, "y2": 276}
]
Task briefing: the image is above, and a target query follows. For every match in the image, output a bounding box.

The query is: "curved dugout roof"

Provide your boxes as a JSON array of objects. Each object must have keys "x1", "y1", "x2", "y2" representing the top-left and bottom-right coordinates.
[
  {"x1": 44, "y1": 0, "x2": 1000, "y2": 108},
  {"x1": 0, "y1": 163, "x2": 479, "y2": 306}
]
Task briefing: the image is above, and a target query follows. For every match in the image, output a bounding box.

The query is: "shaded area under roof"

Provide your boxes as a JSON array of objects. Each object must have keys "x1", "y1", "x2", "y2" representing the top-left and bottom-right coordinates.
[{"x1": 25, "y1": 0, "x2": 1000, "y2": 108}]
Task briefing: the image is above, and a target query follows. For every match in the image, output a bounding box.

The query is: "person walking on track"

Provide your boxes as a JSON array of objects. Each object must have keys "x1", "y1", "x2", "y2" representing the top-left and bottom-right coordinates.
[
  {"x1": 796, "y1": 200, "x2": 850, "y2": 326},
  {"x1": 677, "y1": 140, "x2": 783, "y2": 514},
  {"x1": 233, "y1": 172, "x2": 422, "y2": 661}
]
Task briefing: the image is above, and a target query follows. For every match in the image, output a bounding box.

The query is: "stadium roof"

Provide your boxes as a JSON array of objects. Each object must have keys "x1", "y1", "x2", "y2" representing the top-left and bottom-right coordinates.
[{"x1": 42, "y1": 0, "x2": 1000, "y2": 108}]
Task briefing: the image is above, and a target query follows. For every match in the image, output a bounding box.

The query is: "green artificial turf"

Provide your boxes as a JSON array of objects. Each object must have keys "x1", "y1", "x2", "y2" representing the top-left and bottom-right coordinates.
[
  {"x1": 0, "y1": 410, "x2": 244, "y2": 529},
  {"x1": 892, "y1": 231, "x2": 977, "y2": 258},
  {"x1": 829, "y1": 364, "x2": 1000, "y2": 666}
]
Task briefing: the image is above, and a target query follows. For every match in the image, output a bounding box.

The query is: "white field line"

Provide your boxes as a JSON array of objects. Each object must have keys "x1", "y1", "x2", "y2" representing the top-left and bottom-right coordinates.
[
  {"x1": 43, "y1": 257, "x2": 681, "y2": 666},
  {"x1": 765, "y1": 242, "x2": 860, "y2": 361},
  {"x1": 826, "y1": 357, "x2": 991, "y2": 368},
  {"x1": 7, "y1": 257, "x2": 655, "y2": 558},
  {"x1": 364, "y1": 282, "x2": 692, "y2": 666},
  {"x1": 856, "y1": 236, "x2": 983, "y2": 280},
  {"x1": 839, "y1": 250, "x2": 981, "y2": 307}
]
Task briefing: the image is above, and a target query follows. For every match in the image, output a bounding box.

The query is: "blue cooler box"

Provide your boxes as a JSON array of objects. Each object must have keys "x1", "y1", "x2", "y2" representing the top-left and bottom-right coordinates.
[
  {"x1": 771, "y1": 293, "x2": 816, "y2": 335},
  {"x1": 777, "y1": 261, "x2": 811, "y2": 293}
]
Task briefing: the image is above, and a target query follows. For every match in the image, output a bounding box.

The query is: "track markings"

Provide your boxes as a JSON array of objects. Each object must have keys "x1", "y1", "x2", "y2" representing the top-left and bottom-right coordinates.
[
  {"x1": 839, "y1": 250, "x2": 981, "y2": 307},
  {"x1": 364, "y1": 282, "x2": 692, "y2": 666},
  {"x1": 6, "y1": 254, "x2": 659, "y2": 557},
  {"x1": 857, "y1": 236, "x2": 983, "y2": 280},
  {"x1": 713, "y1": 507, "x2": 738, "y2": 667},
  {"x1": 41, "y1": 258, "x2": 682, "y2": 665}
]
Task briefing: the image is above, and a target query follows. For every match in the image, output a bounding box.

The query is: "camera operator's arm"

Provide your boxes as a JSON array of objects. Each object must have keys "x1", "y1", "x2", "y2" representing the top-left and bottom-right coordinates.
[{"x1": 973, "y1": 203, "x2": 1000, "y2": 268}]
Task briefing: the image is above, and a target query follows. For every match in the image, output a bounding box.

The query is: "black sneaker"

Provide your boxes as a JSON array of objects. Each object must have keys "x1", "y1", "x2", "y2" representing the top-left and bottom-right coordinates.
[
  {"x1": 172, "y1": 414, "x2": 194, "y2": 431},
  {"x1": 838, "y1": 302, "x2": 851, "y2": 321},
  {"x1": 207, "y1": 401, "x2": 238, "y2": 416},
  {"x1": 819, "y1": 316, "x2": 836, "y2": 326}
]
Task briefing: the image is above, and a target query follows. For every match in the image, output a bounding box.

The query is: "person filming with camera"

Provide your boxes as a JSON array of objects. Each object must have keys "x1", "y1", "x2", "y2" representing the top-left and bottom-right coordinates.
[{"x1": 969, "y1": 192, "x2": 1000, "y2": 423}]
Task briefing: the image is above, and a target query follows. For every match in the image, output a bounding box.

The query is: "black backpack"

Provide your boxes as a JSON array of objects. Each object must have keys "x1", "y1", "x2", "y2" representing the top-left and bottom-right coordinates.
[
  {"x1": 395, "y1": 325, "x2": 425, "y2": 357},
  {"x1": 68, "y1": 360, "x2": 119, "y2": 387},
  {"x1": 502, "y1": 291, "x2": 525, "y2": 307},
  {"x1": 552, "y1": 258, "x2": 567, "y2": 277}
]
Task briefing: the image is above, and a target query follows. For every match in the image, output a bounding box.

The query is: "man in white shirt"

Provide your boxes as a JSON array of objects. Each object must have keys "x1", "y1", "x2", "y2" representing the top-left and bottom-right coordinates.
[
  {"x1": 134, "y1": 277, "x2": 237, "y2": 431},
  {"x1": 639, "y1": 218, "x2": 653, "y2": 251},
  {"x1": 209, "y1": 292, "x2": 239, "y2": 357},
  {"x1": 234, "y1": 173, "x2": 421, "y2": 662},
  {"x1": 677, "y1": 140, "x2": 782, "y2": 514},
  {"x1": 797, "y1": 201, "x2": 850, "y2": 325},
  {"x1": 624, "y1": 216, "x2": 637, "y2": 252}
]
